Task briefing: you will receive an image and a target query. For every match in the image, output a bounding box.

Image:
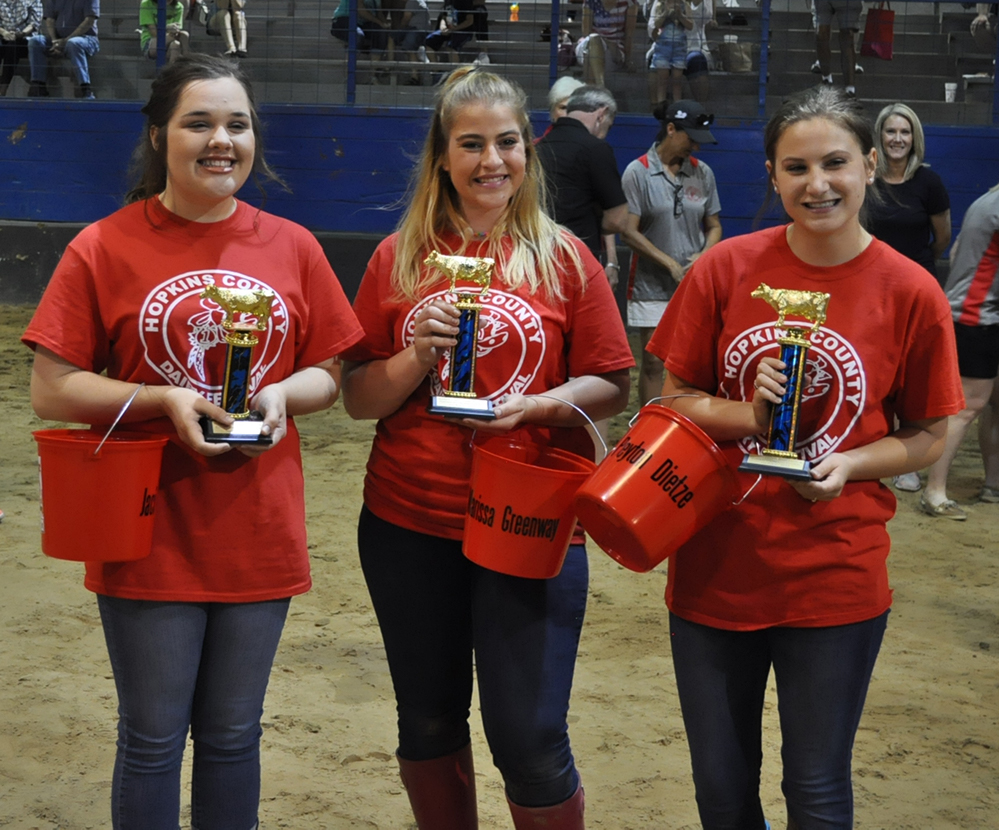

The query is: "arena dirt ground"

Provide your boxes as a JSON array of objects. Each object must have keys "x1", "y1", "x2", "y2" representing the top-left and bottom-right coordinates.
[{"x1": 1, "y1": 302, "x2": 996, "y2": 829}]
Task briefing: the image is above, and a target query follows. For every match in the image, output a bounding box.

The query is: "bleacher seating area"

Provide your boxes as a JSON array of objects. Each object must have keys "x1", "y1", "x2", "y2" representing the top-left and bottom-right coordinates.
[{"x1": 1, "y1": 0, "x2": 996, "y2": 123}]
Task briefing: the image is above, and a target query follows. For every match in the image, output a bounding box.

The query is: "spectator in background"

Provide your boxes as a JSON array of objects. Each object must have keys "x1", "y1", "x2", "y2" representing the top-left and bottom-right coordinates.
[
  {"x1": 645, "y1": 0, "x2": 692, "y2": 115},
  {"x1": 684, "y1": 0, "x2": 715, "y2": 102},
  {"x1": 813, "y1": 0, "x2": 862, "y2": 97},
  {"x1": 27, "y1": 0, "x2": 99, "y2": 98},
  {"x1": 424, "y1": 0, "x2": 476, "y2": 65},
  {"x1": 138, "y1": 0, "x2": 189, "y2": 63},
  {"x1": 970, "y1": 3, "x2": 997, "y2": 53},
  {"x1": 621, "y1": 99, "x2": 721, "y2": 407},
  {"x1": 537, "y1": 75, "x2": 585, "y2": 142},
  {"x1": 576, "y1": 0, "x2": 638, "y2": 87},
  {"x1": 537, "y1": 85, "x2": 628, "y2": 279},
  {"x1": 868, "y1": 103, "x2": 952, "y2": 495},
  {"x1": 392, "y1": 0, "x2": 431, "y2": 84},
  {"x1": 537, "y1": 84, "x2": 629, "y2": 456},
  {"x1": 0, "y1": 0, "x2": 42, "y2": 96},
  {"x1": 331, "y1": 0, "x2": 389, "y2": 61},
  {"x1": 868, "y1": 103, "x2": 951, "y2": 285},
  {"x1": 209, "y1": 0, "x2": 246, "y2": 57},
  {"x1": 920, "y1": 182, "x2": 999, "y2": 520},
  {"x1": 469, "y1": 0, "x2": 489, "y2": 65}
]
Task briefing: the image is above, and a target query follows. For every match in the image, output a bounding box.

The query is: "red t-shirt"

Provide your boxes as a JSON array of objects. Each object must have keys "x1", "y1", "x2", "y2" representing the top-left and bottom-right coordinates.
[
  {"x1": 648, "y1": 226, "x2": 963, "y2": 630},
  {"x1": 343, "y1": 231, "x2": 635, "y2": 540},
  {"x1": 23, "y1": 198, "x2": 364, "y2": 602}
]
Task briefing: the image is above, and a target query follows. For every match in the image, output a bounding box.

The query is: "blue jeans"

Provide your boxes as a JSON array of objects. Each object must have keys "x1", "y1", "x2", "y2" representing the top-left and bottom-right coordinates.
[
  {"x1": 27, "y1": 33, "x2": 99, "y2": 85},
  {"x1": 669, "y1": 610, "x2": 889, "y2": 830},
  {"x1": 357, "y1": 506, "x2": 587, "y2": 808},
  {"x1": 97, "y1": 596, "x2": 290, "y2": 830}
]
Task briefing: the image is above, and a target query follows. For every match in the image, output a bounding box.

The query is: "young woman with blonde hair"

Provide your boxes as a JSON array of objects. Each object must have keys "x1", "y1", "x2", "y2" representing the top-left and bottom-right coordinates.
[{"x1": 341, "y1": 66, "x2": 633, "y2": 829}]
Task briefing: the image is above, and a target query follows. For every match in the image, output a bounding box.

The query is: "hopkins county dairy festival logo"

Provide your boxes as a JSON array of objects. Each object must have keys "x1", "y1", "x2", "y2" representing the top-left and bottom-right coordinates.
[
  {"x1": 722, "y1": 322, "x2": 867, "y2": 462},
  {"x1": 139, "y1": 271, "x2": 289, "y2": 403},
  {"x1": 402, "y1": 288, "x2": 547, "y2": 399}
]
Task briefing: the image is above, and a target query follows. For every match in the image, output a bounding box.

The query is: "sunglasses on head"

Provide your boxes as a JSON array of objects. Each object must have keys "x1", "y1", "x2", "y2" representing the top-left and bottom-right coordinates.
[{"x1": 682, "y1": 112, "x2": 714, "y2": 129}]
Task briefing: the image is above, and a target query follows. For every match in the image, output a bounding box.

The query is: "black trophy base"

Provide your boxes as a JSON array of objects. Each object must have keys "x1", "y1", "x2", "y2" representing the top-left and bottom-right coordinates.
[
  {"x1": 200, "y1": 411, "x2": 273, "y2": 445},
  {"x1": 428, "y1": 395, "x2": 496, "y2": 420},
  {"x1": 739, "y1": 453, "x2": 813, "y2": 481}
]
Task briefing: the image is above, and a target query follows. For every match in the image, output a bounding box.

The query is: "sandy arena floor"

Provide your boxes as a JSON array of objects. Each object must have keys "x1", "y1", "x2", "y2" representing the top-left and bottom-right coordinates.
[{"x1": 1, "y1": 303, "x2": 996, "y2": 829}]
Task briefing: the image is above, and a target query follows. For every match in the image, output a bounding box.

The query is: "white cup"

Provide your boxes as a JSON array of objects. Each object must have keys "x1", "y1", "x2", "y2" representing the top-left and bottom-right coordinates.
[{"x1": 945, "y1": 82, "x2": 958, "y2": 103}]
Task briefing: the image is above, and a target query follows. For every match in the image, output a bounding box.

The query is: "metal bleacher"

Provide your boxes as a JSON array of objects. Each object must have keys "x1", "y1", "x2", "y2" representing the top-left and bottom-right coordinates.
[{"x1": 3, "y1": 0, "x2": 997, "y2": 124}]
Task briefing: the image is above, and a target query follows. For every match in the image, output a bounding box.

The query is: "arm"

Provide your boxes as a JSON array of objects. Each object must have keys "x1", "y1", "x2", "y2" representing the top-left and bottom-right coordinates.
[
  {"x1": 755, "y1": 357, "x2": 949, "y2": 500},
  {"x1": 63, "y1": 13, "x2": 95, "y2": 39},
  {"x1": 622, "y1": 2, "x2": 637, "y2": 68},
  {"x1": 30, "y1": 345, "x2": 234, "y2": 457},
  {"x1": 683, "y1": 212, "x2": 722, "y2": 272},
  {"x1": 237, "y1": 357, "x2": 342, "y2": 456},
  {"x1": 602, "y1": 232, "x2": 620, "y2": 291},
  {"x1": 930, "y1": 209, "x2": 952, "y2": 260},
  {"x1": 677, "y1": 1, "x2": 693, "y2": 30},
  {"x1": 469, "y1": 369, "x2": 632, "y2": 433},
  {"x1": 341, "y1": 298, "x2": 462, "y2": 421},
  {"x1": 601, "y1": 202, "x2": 629, "y2": 235},
  {"x1": 661, "y1": 367, "x2": 767, "y2": 442},
  {"x1": 581, "y1": 3, "x2": 592, "y2": 36},
  {"x1": 358, "y1": 4, "x2": 389, "y2": 26},
  {"x1": 620, "y1": 211, "x2": 685, "y2": 281}
]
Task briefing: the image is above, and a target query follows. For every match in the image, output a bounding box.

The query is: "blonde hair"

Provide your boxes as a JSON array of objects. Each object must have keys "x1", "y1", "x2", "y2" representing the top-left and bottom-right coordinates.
[
  {"x1": 391, "y1": 66, "x2": 585, "y2": 302},
  {"x1": 874, "y1": 102, "x2": 926, "y2": 182}
]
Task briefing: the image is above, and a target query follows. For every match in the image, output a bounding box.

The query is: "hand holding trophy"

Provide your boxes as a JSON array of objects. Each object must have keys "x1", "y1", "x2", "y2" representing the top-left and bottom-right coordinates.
[
  {"x1": 424, "y1": 251, "x2": 498, "y2": 420},
  {"x1": 739, "y1": 283, "x2": 830, "y2": 480},
  {"x1": 199, "y1": 284, "x2": 276, "y2": 445}
]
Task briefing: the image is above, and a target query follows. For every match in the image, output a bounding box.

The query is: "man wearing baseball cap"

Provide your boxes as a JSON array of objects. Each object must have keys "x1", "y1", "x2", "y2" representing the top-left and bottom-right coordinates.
[{"x1": 620, "y1": 99, "x2": 723, "y2": 407}]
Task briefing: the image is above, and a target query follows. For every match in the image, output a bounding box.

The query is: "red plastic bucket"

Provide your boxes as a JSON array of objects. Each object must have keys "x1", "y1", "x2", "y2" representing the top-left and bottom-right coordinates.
[
  {"x1": 572, "y1": 405, "x2": 738, "y2": 573},
  {"x1": 34, "y1": 429, "x2": 169, "y2": 563},
  {"x1": 464, "y1": 437, "x2": 595, "y2": 579}
]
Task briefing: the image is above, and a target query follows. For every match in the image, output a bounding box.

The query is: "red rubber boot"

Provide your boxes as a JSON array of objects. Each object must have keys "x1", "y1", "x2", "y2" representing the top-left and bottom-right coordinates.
[
  {"x1": 507, "y1": 783, "x2": 585, "y2": 829},
  {"x1": 397, "y1": 744, "x2": 478, "y2": 829}
]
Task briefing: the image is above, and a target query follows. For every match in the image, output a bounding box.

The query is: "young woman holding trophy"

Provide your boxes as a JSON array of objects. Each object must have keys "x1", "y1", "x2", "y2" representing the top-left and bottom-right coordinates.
[
  {"x1": 340, "y1": 66, "x2": 632, "y2": 829},
  {"x1": 22, "y1": 55, "x2": 362, "y2": 829},
  {"x1": 646, "y1": 86, "x2": 963, "y2": 829}
]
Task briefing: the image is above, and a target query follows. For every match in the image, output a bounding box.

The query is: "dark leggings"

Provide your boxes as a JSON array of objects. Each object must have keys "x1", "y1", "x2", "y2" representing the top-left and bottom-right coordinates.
[
  {"x1": 0, "y1": 39, "x2": 28, "y2": 86},
  {"x1": 358, "y1": 505, "x2": 588, "y2": 807}
]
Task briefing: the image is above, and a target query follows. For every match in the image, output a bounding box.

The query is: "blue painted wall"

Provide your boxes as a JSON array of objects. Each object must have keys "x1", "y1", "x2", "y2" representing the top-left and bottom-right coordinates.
[{"x1": 2, "y1": 100, "x2": 999, "y2": 246}]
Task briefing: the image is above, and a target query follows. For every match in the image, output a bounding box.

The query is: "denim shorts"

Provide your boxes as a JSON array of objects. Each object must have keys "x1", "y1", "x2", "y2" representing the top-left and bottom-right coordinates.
[{"x1": 649, "y1": 24, "x2": 688, "y2": 69}]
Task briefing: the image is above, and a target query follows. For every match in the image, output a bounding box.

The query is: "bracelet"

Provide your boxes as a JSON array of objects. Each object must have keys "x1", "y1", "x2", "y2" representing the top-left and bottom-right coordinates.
[{"x1": 605, "y1": 263, "x2": 619, "y2": 270}]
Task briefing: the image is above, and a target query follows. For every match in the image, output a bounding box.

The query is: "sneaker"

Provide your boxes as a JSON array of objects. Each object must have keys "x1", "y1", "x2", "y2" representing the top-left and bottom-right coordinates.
[
  {"x1": 417, "y1": 45, "x2": 430, "y2": 63},
  {"x1": 979, "y1": 485, "x2": 999, "y2": 503},
  {"x1": 918, "y1": 496, "x2": 967, "y2": 520},
  {"x1": 80, "y1": 83, "x2": 95, "y2": 99},
  {"x1": 892, "y1": 472, "x2": 922, "y2": 492},
  {"x1": 821, "y1": 75, "x2": 834, "y2": 86},
  {"x1": 198, "y1": 0, "x2": 209, "y2": 25},
  {"x1": 811, "y1": 59, "x2": 821, "y2": 74},
  {"x1": 473, "y1": 52, "x2": 490, "y2": 65},
  {"x1": 855, "y1": 62, "x2": 864, "y2": 74}
]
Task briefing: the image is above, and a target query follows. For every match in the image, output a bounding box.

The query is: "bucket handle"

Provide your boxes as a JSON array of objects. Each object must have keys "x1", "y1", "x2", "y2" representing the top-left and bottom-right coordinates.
[
  {"x1": 93, "y1": 383, "x2": 146, "y2": 456},
  {"x1": 533, "y1": 394, "x2": 607, "y2": 457},
  {"x1": 629, "y1": 394, "x2": 763, "y2": 506},
  {"x1": 471, "y1": 394, "x2": 607, "y2": 456}
]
